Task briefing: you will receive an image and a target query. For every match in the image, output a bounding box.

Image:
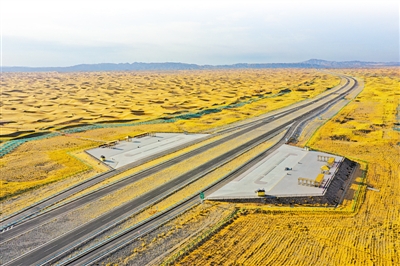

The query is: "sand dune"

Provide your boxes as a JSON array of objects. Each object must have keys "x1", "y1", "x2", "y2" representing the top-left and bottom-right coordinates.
[{"x1": 1, "y1": 70, "x2": 340, "y2": 140}]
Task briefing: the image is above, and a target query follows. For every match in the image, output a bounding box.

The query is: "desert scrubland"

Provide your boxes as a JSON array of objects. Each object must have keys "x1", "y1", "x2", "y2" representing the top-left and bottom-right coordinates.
[
  {"x1": 0, "y1": 69, "x2": 339, "y2": 203},
  {"x1": 172, "y1": 68, "x2": 400, "y2": 266}
]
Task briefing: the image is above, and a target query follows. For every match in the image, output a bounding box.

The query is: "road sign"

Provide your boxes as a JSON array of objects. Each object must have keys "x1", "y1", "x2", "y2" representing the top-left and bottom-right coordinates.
[{"x1": 200, "y1": 192, "x2": 205, "y2": 200}]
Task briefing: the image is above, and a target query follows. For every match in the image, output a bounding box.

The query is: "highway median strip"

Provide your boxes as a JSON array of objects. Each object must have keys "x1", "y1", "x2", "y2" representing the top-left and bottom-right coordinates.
[
  {"x1": 2, "y1": 74, "x2": 359, "y2": 266},
  {"x1": 1, "y1": 74, "x2": 350, "y2": 228},
  {"x1": 55, "y1": 125, "x2": 291, "y2": 265},
  {"x1": 2, "y1": 111, "x2": 277, "y2": 237},
  {"x1": 1, "y1": 133, "x2": 217, "y2": 228},
  {"x1": 30, "y1": 124, "x2": 291, "y2": 266}
]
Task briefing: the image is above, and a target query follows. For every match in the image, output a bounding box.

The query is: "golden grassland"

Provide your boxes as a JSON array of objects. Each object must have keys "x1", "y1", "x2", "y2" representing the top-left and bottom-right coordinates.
[
  {"x1": 0, "y1": 164, "x2": 108, "y2": 218},
  {"x1": 0, "y1": 70, "x2": 339, "y2": 206},
  {"x1": 0, "y1": 136, "x2": 97, "y2": 200},
  {"x1": 174, "y1": 68, "x2": 400, "y2": 266}
]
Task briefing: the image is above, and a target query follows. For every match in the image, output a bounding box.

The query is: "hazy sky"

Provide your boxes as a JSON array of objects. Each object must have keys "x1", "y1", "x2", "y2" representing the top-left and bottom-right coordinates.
[{"x1": 1, "y1": 0, "x2": 399, "y2": 67}]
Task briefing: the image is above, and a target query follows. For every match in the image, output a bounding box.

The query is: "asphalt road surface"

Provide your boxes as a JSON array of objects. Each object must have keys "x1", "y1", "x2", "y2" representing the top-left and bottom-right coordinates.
[
  {"x1": 3, "y1": 75, "x2": 358, "y2": 266},
  {"x1": 7, "y1": 120, "x2": 295, "y2": 266},
  {"x1": 1, "y1": 75, "x2": 352, "y2": 231},
  {"x1": 61, "y1": 78, "x2": 359, "y2": 265}
]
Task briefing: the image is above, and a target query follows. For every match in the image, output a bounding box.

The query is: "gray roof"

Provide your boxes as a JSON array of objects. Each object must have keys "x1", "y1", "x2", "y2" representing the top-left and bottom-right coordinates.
[{"x1": 208, "y1": 144, "x2": 343, "y2": 199}]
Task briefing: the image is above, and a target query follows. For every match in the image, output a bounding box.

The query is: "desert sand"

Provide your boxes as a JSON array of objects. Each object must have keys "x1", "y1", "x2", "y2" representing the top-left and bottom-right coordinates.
[{"x1": 1, "y1": 69, "x2": 338, "y2": 140}]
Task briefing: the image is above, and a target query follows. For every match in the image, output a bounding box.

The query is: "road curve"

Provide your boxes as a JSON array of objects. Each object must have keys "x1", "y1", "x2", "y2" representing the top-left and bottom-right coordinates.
[
  {"x1": 1, "y1": 76, "x2": 351, "y2": 241},
  {"x1": 63, "y1": 76, "x2": 360, "y2": 266},
  {"x1": 3, "y1": 75, "x2": 359, "y2": 266},
  {"x1": 1, "y1": 74, "x2": 352, "y2": 230}
]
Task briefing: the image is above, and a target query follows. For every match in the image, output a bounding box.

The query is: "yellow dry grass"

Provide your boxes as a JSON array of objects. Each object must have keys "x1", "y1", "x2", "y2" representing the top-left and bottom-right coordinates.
[
  {"x1": 175, "y1": 68, "x2": 400, "y2": 266},
  {"x1": 0, "y1": 136, "x2": 97, "y2": 200},
  {"x1": 1, "y1": 70, "x2": 339, "y2": 206}
]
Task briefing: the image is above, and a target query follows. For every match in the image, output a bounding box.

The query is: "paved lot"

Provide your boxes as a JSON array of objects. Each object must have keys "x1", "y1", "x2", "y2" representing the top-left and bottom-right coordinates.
[
  {"x1": 87, "y1": 133, "x2": 208, "y2": 169},
  {"x1": 208, "y1": 145, "x2": 343, "y2": 199}
]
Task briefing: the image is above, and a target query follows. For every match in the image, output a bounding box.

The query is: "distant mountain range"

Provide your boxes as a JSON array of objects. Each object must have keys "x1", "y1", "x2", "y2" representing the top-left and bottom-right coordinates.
[{"x1": 2, "y1": 59, "x2": 399, "y2": 72}]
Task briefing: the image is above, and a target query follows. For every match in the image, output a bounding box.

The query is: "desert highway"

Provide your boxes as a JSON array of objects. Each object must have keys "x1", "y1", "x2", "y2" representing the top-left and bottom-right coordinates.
[
  {"x1": 0, "y1": 74, "x2": 352, "y2": 241},
  {"x1": 0, "y1": 98, "x2": 288, "y2": 230},
  {"x1": 62, "y1": 77, "x2": 361, "y2": 266},
  {"x1": 0, "y1": 107, "x2": 291, "y2": 241},
  {"x1": 2, "y1": 75, "x2": 358, "y2": 266},
  {"x1": 58, "y1": 120, "x2": 301, "y2": 266}
]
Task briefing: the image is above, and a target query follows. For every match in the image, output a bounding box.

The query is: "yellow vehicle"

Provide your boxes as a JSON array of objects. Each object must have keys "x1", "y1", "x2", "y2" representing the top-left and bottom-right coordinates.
[{"x1": 255, "y1": 189, "x2": 265, "y2": 197}]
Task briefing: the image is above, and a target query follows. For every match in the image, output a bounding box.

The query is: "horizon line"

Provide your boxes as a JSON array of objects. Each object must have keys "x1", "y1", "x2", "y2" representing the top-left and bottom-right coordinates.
[{"x1": 3, "y1": 58, "x2": 400, "y2": 69}]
